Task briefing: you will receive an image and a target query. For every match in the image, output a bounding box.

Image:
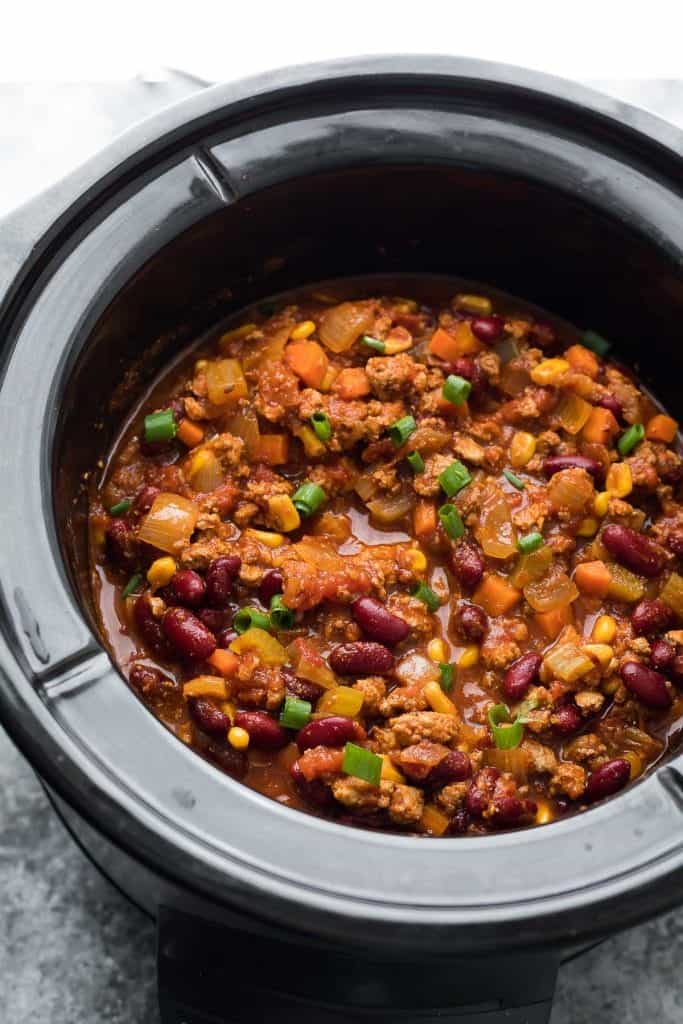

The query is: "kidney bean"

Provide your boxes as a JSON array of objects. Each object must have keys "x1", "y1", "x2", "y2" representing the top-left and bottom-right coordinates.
[
  {"x1": 198, "y1": 608, "x2": 230, "y2": 634},
  {"x1": 447, "y1": 357, "x2": 485, "y2": 388},
  {"x1": 291, "y1": 761, "x2": 334, "y2": 807},
  {"x1": 620, "y1": 660, "x2": 672, "y2": 708},
  {"x1": 503, "y1": 652, "x2": 542, "y2": 701},
  {"x1": 596, "y1": 393, "x2": 623, "y2": 420},
  {"x1": 471, "y1": 315, "x2": 504, "y2": 343},
  {"x1": 282, "y1": 668, "x2": 323, "y2": 705},
  {"x1": 528, "y1": 321, "x2": 555, "y2": 348},
  {"x1": 296, "y1": 716, "x2": 360, "y2": 752},
  {"x1": 328, "y1": 642, "x2": 394, "y2": 676},
  {"x1": 602, "y1": 524, "x2": 665, "y2": 579},
  {"x1": 106, "y1": 519, "x2": 137, "y2": 567},
  {"x1": 651, "y1": 637, "x2": 676, "y2": 672},
  {"x1": 454, "y1": 602, "x2": 488, "y2": 642},
  {"x1": 450, "y1": 807, "x2": 471, "y2": 834},
  {"x1": 585, "y1": 758, "x2": 631, "y2": 802},
  {"x1": 491, "y1": 795, "x2": 536, "y2": 828},
  {"x1": 190, "y1": 697, "x2": 231, "y2": 735},
  {"x1": 552, "y1": 702, "x2": 582, "y2": 736},
  {"x1": 466, "y1": 767, "x2": 500, "y2": 817},
  {"x1": 163, "y1": 607, "x2": 216, "y2": 661},
  {"x1": 171, "y1": 569, "x2": 206, "y2": 608},
  {"x1": 134, "y1": 485, "x2": 161, "y2": 514},
  {"x1": 128, "y1": 662, "x2": 169, "y2": 697},
  {"x1": 205, "y1": 556, "x2": 241, "y2": 607},
  {"x1": 140, "y1": 438, "x2": 174, "y2": 457},
  {"x1": 544, "y1": 454, "x2": 604, "y2": 480},
  {"x1": 258, "y1": 569, "x2": 284, "y2": 605},
  {"x1": 451, "y1": 541, "x2": 485, "y2": 591},
  {"x1": 428, "y1": 750, "x2": 472, "y2": 787},
  {"x1": 205, "y1": 741, "x2": 247, "y2": 780},
  {"x1": 234, "y1": 710, "x2": 289, "y2": 750},
  {"x1": 670, "y1": 652, "x2": 683, "y2": 684},
  {"x1": 351, "y1": 597, "x2": 410, "y2": 647},
  {"x1": 631, "y1": 598, "x2": 674, "y2": 636},
  {"x1": 133, "y1": 595, "x2": 167, "y2": 653}
]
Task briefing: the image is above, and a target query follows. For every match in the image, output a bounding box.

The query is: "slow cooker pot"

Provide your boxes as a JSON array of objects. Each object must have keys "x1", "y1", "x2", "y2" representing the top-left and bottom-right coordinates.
[{"x1": 1, "y1": 57, "x2": 682, "y2": 1024}]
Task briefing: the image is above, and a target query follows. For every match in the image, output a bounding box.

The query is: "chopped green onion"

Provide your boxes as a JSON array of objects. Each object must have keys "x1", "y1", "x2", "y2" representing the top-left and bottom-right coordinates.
[
  {"x1": 407, "y1": 451, "x2": 425, "y2": 474},
  {"x1": 144, "y1": 408, "x2": 177, "y2": 444},
  {"x1": 438, "y1": 504, "x2": 464, "y2": 540},
  {"x1": 442, "y1": 374, "x2": 472, "y2": 406},
  {"x1": 361, "y1": 335, "x2": 386, "y2": 353},
  {"x1": 279, "y1": 696, "x2": 312, "y2": 730},
  {"x1": 233, "y1": 607, "x2": 271, "y2": 635},
  {"x1": 412, "y1": 581, "x2": 441, "y2": 613},
  {"x1": 269, "y1": 595, "x2": 295, "y2": 631},
  {"x1": 122, "y1": 573, "x2": 143, "y2": 599},
  {"x1": 310, "y1": 411, "x2": 332, "y2": 442},
  {"x1": 488, "y1": 704, "x2": 524, "y2": 750},
  {"x1": 292, "y1": 482, "x2": 327, "y2": 518},
  {"x1": 109, "y1": 498, "x2": 132, "y2": 517},
  {"x1": 389, "y1": 415, "x2": 417, "y2": 447},
  {"x1": 517, "y1": 531, "x2": 543, "y2": 554},
  {"x1": 439, "y1": 663, "x2": 454, "y2": 692},
  {"x1": 342, "y1": 742, "x2": 382, "y2": 786},
  {"x1": 503, "y1": 468, "x2": 525, "y2": 491},
  {"x1": 618, "y1": 423, "x2": 644, "y2": 456},
  {"x1": 582, "y1": 329, "x2": 611, "y2": 356},
  {"x1": 438, "y1": 460, "x2": 471, "y2": 497}
]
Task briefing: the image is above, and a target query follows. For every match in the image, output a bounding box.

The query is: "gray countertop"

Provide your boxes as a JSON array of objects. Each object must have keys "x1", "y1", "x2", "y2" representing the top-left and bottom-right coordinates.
[{"x1": 1, "y1": 74, "x2": 682, "y2": 1023}]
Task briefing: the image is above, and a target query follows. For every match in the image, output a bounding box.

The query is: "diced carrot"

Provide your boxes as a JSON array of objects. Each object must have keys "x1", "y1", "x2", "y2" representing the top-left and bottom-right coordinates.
[
  {"x1": 428, "y1": 322, "x2": 482, "y2": 361},
  {"x1": 437, "y1": 396, "x2": 470, "y2": 420},
  {"x1": 473, "y1": 574, "x2": 521, "y2": 617},
  {"x1": 298, "y1": 746, "x2": 345, "y2": 781},
  {"x1": 574, "y1": 560, "x2": 612, "y2": 599},
  {"x1": 646, "y1": 414, "x2": 678, "y2": 444},
  {"x1": 535, "y1": 606, "x2": 573, "y2": 639},
  {"x1": 253, "y1": 434, "x2": 289, "y2": 465},
  {"x1": 565, "y1": 344, "x2": 599, "y2": 379},
  {"x1": 334, "y1": 366, "x2": 371, "y2": 399},
  {"x1": 582, "y1": 406, "x2": 619, "y2": 445},
  {"x1": 414, "y1": 500, "x2": 437, "y2": 540},
  {"x1": 207, "y1": 649, "x2": 240, "y2": 678},
  {"x1": 176, "y1": 418, "x2": 205, "y2": 448},
  {"x1": 285, "y1": 340, "x2": 329, "y2": 388}
]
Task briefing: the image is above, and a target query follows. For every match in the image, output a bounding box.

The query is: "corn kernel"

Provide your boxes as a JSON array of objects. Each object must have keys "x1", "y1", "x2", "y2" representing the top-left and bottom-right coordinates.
[
  {"x1": 147, "y1": 556, "x2": 177, "y2": 589},
  {"x1": 183, "y1": 676, "x2": 228, "y2": 699},
  {"x1": 267, "y1": 494, "x2": 301, "y2": 532},
  {"x1": 194, "y1": 359, "x2": 208, "y2": 373},
  {"x1": 220, "y1": 701, "x2": 236, "y2": 724},
  {"x1": 245, "y1": 528, "x2": 285, "y2": 548},
  {"x1": 380, "y1": 755, "x2": 405, "y2": 783},
  {"x1": 583, "y1": 643, "x2": 614, "y2": 669},
  {"x1": 510, "y1": 431, "x2": 537, "y2": 468},
  {"x1": 530, "y1": 359, "x2": 570, "y2": 386},
  {"x1": 384, "y1": 335, "x2": 414, "y2": 355},
  {"x1": 319, "y1": 366, "x2": 338, "y2": 392},
  {"x1": 219, "y1": 323, "x2": 257, "y2": 348},
  {"x1": 406, "y1": 548, "x2": 427, "y2": 573},
  {"x1": 228, "y1": 726, "x2": 250, "y2": 750},
  {"x1": 454, "y1": 293, "x2": 492, "y2": 316},
  {"x1": 594, "y1": 491, "x2": 610, "y2": 517},
  {"x1": 622, "y1": 750, "x2": 644, "y2": 779},
  {"x1": 294, "y1": 424, "x2": 326, "y2": 457},
  {"x1": 458, "y1": 645, "x2": 480, "y2": 669},
  {"x1": 428, "y1": 638, "x2": 447, "y2": 663},
  {"x1": 592, "y1": 614, "x2": 617, "y2": 644},
  {"x1": 606, "y1": 462, "x2": 633, "y2": 498},
  {"x1": 290, "y1": 320, "x2": 316, "y2": 341},
  {"x1": 577, "y1": 517, "x2": 599, "y2": 537},
  {"x1": 423, "y1": 680, "x2": 458, "y2": 716},
  {"x1": 535, "y1": 801, "x2": 554, "y2": 825}
]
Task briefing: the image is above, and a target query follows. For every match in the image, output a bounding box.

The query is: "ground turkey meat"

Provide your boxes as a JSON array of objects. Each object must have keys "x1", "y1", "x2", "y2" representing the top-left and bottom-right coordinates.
[
  {"x1": 550, "y1": 762, "x2": 587, "y2": 800},
  {"x1": 434, "y1": 781, "x2": 469, "y2": 815},
  {"x1": 365, "y1": 353, "x2": 428, "y2": 399},
  {"x1": 390, "y1": 711, "x2": 461, "y2": 747},
  {"x1": 386, "y1": 592, "x2": 436, "y2": 640},
  {"x1": 331, "y1": 778, "x2": 424, "y2": 825},
  {"x1": 379, "y1": 685, "x2": 429, "y2": 718},
  {"x1": 563, "y1": 733, "x2": 608, "y2": 770},
  {"x1": 353, "y1": 676, "x2": 387, "y2": 716}
]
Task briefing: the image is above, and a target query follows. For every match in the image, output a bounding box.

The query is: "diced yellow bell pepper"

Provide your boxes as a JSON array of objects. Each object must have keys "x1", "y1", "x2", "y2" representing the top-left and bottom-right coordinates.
[
  {"x1": 267, "y1": 495, "x2": 301, "y2": 533},
  {"x1": 183, "y1": 676, "x2": 228, "y2": 699},
  {"x1": 245, "y1": 528, "x2": 286, "y2": 548},
  {"x1": 423, "y1": 680, "x2": 458, "y2": 716},
  {"x1": 380, "y1": 756, "x2": 406, "y2": 783},
  {"x1": 606, "y1": 564, "x2": 645, "y2": 603},
  {"x1": 420, "y1": 804, "x2": 451, "y2": 836},
  {"x1": 583, "y1": 643, "x2": 614, "y2": 670},
  {"x1": 316, "y1": 686, "x2": 364, "y2": 718},
  {"x1": 230, "y1": 628, "x2": 288, "y2": 666},
  {"x1": 530, "y1": 359, "x2": 570, "y2": 386}
]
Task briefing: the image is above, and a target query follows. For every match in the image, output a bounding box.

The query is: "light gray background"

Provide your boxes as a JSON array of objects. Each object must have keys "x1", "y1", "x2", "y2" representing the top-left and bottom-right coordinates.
[{"x1": 1, "y1": 75, "x2": 682, "y2": 1024}]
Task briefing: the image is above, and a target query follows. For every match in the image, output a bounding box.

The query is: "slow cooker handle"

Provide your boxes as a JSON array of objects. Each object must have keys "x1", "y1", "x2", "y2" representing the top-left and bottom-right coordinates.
[{"x1": 157, "y1": 906, "x2": 559, "y2": 1023}]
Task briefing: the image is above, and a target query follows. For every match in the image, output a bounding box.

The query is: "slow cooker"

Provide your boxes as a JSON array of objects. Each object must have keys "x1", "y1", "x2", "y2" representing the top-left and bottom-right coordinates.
[{"x1": 0, "y1": 57, "x2": 682, "y2": 1024}]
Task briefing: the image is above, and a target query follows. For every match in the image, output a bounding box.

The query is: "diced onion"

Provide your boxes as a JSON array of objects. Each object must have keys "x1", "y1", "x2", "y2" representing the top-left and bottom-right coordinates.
[
  {"x1": 137, "y1": 493, "x2": 198, "y2": 554},
  {"x1": 316, "y1": 686, "x2": 364, "y2": 718},
  {"x1": 367, "y1": 492, "x2": 414, "y2": 525},
  {"x1": 542, "y1": 643, "x2": 595, "y2": 683},
  {"x1": 319, "y1": 302, "x2": 375, "y2": 352},
  {"x1": 188, "y1": 450, "x2": 224, "y2": 493},
  {"x1": 524, "y1": 570, "x2": 578, "y2": 612},
  {"x1": 482, "y1": 747, "x2": 530, "y2": 780},
  {"x1": 547, "y1": 469, "x2": 595, "y2": 515},
  {"x1": 509, "y1": 545, "x2": 552, "y2": 589},
  {"x1": 225, "y1": 407, "x2": 260, "y2": 458},
  {"x1": 288, "y1": 637, "x2": 337, "y2": 689},
  {"x1": 205, "y1": 359, "x2": 248, "y2": 406},
  {"x1": 556, "y1": 393, "x2": 592, "y2": 435},
  {"x1": 475, "y1": 489, "x2": 517, "y2": 559},
  {"x1": 659, "y1": 571, "x2": 683, "y2": 619},
  {"x1": 394, "y1": 652, "x2": 440, "y2": 687},
  {"x1": 229, "y1": 627, "x2": 287, "y2": 666}
]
